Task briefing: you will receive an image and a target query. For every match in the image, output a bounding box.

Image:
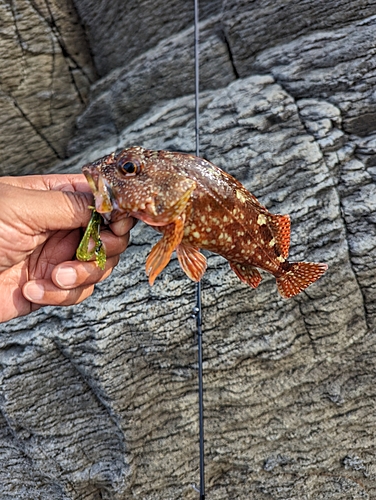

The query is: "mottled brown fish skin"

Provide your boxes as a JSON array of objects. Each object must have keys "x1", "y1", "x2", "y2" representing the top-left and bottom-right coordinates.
[{"x1": 82, "y1": 146, "x2": 328, "y2": 298}]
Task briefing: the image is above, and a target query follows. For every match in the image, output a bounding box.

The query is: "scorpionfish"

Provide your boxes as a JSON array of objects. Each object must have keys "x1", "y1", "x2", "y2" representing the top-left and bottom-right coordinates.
[{"x1": 82, "y1": 146, "x2": 328, "y2": 298}]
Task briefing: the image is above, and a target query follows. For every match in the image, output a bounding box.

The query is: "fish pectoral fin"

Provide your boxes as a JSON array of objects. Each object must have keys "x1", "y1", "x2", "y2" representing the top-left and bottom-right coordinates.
[
  {"x1": 176, "y1": 244, "x2": 207, "y2": 282},
  {"x1": 229, "y1": 262, "x2": 262, "y2": 288},
  {"x1": 146, "y1": 215, "x2": 185, "y2": 285},
  {"x1": 269, "y1": 214, "x2": 291, "y2": 259}
]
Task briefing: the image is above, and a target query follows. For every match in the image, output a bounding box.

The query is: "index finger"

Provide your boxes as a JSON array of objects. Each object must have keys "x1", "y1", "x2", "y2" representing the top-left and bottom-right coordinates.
[
  {"x1": 109, "y1": 217, "x2": 137, "y2": 236},
  {"x1": 0, "y1": 174, "x2": 90, "y2": 193}
]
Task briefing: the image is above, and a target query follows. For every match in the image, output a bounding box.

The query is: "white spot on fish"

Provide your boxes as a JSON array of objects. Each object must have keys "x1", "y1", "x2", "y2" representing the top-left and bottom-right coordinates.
[
  {"x1": 193, "y1": 231, "x2": 200, "y2": 238},
  {"x1": 236, "y1": 190, "x2": 246, "y2": 203},
  {"x1": 269, "y1": 238, "x2": 276, "y2": 247},
  {"x1": 257, "y1": 214, "x2": 267, "y2": 225},
  {"x1": 277, "y1": 255, "x2": 285, "y2": 263}
]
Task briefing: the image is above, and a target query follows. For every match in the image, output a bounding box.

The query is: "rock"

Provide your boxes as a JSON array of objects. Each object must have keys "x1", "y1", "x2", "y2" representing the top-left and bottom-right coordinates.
[
  {"x1": 73, "y1": 0, "x2": 223, "y2": 77},
  {"x1": 0, "y1": 0, "x2": 96, "y2": 176},
  {"x1": 252, "y1": 15, "x2": 376, "y2": 137},
  {"x1": 67, "y1": 15, "x2": 237, "y2": 154}
]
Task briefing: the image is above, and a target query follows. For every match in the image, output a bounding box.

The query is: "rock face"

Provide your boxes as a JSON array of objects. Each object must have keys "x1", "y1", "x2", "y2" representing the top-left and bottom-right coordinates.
[
  {"x1": 0, "y1": 0, "x2": 96, "y2": 176},
  {"x1": 1, "y1": 1, "x2": 376, "y2": 499}
]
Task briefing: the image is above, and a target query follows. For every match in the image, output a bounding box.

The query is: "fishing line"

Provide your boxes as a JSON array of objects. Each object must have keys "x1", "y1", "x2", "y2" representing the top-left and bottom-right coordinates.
[{"x1": 193, "y1": 0, "x2": 205, "y2": 498}]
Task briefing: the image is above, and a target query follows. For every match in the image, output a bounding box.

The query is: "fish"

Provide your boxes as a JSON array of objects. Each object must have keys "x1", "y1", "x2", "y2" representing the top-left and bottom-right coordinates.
[{"x1": 81, "y1": 146, "x2": 328, "y2": 298}]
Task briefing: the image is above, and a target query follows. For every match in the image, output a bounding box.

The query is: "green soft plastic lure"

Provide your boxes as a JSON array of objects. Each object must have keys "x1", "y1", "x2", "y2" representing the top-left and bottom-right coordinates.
[{"x1": 76, "y1": 209, "x2": 106, "y2": 270}]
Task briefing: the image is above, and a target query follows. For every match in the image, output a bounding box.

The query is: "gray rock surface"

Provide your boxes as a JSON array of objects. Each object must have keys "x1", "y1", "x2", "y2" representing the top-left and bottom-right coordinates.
[
  {"x1": 73, "y1": 0, "x2": 223, "y2": 77},
  {"x1": 1, "y1": 1, "x2": 376, "y2": 499},
  {"x1": 0, "y1": 0, "x2": 96, "y2": 176},
  {"x1": 67, "y1": 15, "x2": 237, "y2": 155}
]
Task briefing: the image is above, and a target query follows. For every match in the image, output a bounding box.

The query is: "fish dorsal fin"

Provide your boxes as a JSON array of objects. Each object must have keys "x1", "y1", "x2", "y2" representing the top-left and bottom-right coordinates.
[{"x1": 269, "y1": 214, "x2": 291, "y2": 259}]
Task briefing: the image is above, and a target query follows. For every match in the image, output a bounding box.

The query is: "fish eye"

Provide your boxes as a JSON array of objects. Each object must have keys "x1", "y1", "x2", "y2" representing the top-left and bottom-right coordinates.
[
  {"x1": 117, "y1": 159, "x2": 141, "y2": 176},
  {"x1": 121, "y1": 162, "x2": 136, "y2": 174}
]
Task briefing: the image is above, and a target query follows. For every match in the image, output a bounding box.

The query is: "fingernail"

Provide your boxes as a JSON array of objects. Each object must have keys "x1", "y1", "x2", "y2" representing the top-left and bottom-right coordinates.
[
  {"x1": 55, "y1": 267, "x2": 77, "y2": 287},
  {"x1": 23, "y1": 282, "x2": 44, "y2": 301}
]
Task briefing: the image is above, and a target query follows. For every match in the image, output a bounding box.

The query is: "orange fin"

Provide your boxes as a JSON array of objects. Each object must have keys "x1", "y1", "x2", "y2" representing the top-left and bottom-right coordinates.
[
  {"x1": 145, "y1": 215, "x2": 185, "y2": 285},
  {"x1": 229, "y1": 262, "x2": 262, "y2": 288},
  {"x1": 276, "y1": 261, "x2": 328, "y2": 298},
  {"x1": 270, "y1": 214, "x2": 291, "y2": 259},
  {"x1": 176, "y1": 244, "x2": 207, "y2": 281}
]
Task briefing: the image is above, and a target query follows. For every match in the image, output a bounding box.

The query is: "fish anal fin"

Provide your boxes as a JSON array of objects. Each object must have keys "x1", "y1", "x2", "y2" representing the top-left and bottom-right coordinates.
[
  {"x1": 146, "y1": 215, "x2": 185, "y2": 285},
  {"x1": 176, "y1": 244, "x2": 207, "y2": 282},
  {"x1": 230, "y1": 262, "x2": 262, "y2": 289},
  {"x1": 270, "y1": 214, "x2": 291, "y2": 259},
  {"x1": 277, "y1": 261, "x2": 328, "y2": 298}
]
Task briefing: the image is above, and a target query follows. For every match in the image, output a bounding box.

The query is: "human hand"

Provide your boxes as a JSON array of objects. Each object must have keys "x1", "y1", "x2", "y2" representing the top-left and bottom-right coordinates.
[{"x1": 0, "y1": 174, "x2": 134, "y2": 323}]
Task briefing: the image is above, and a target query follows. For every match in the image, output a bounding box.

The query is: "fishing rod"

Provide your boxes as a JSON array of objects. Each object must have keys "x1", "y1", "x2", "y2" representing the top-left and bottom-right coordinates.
[{"x1": 194, "y1": 0, "x2": 205, "y2": 498}]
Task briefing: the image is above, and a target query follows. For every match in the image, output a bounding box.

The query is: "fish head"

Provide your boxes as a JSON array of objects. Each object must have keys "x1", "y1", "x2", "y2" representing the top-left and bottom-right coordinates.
[{"x1": 82, "y1": 146, "x2": 196, "y2": 226}]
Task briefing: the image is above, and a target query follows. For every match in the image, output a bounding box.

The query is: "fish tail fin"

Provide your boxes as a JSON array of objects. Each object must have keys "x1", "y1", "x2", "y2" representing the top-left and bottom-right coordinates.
[{"x1": 276, "y1": 261, "x2": 328, "y2": 298}]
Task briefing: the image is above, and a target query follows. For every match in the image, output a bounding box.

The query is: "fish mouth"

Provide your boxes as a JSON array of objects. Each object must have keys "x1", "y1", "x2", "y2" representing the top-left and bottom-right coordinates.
[{"x1": 82, "y1": 168, "x2": 114, "y2": 223}]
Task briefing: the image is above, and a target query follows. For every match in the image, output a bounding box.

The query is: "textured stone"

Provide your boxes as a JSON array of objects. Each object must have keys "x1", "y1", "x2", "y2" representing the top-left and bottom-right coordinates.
[
  {"x1": 223, "y1": 0, "x2": 376, "y2": 78},
  {"x1": 67, "y1": 15, "x2": 236, "y2": 154},
  {"x1": 0, "y1": 0, "x2": 96, "y2": 175},
  {"x1": 252, "y1": 15, "x2": 376, "y2": 137},
  {"x1": 73, "y1": 0, "x2": 223, "y2": 77}
]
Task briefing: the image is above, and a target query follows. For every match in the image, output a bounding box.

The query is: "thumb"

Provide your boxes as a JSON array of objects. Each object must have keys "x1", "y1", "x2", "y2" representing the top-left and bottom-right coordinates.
[
  {"x1": 1, "y1": 183, "x2": 93, "y2": 233},
  {"x1": 32, "y1": 189, "x2": 94, "y2": 232}
]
